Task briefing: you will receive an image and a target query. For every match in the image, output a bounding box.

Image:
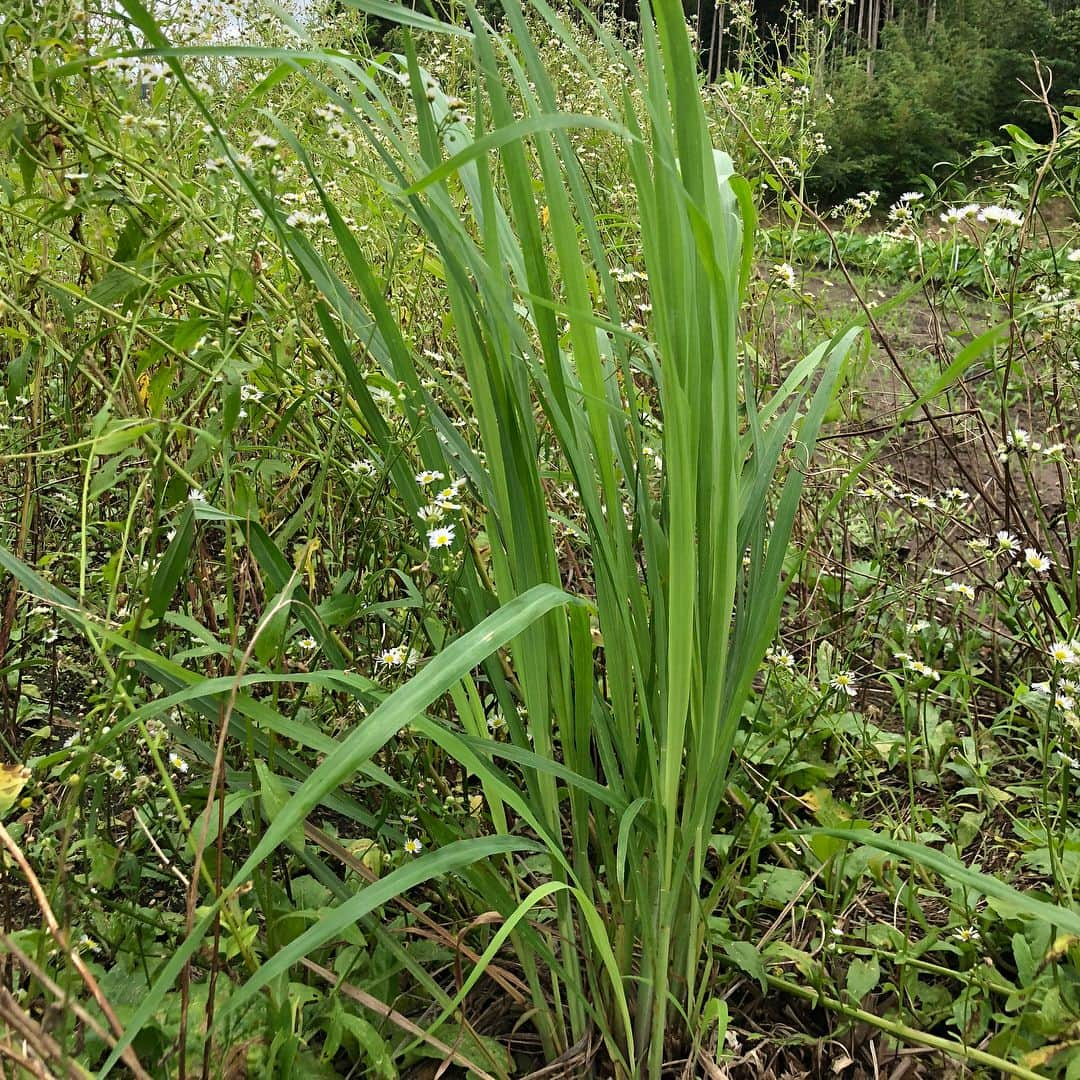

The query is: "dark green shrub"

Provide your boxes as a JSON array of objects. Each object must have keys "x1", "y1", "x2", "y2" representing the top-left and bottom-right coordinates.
[{"x1": 811, "y1": 0, "x2": 1079, "y2": 198}]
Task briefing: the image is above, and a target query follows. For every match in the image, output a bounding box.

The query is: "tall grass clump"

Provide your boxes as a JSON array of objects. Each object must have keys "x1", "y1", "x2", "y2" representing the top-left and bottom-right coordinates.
[
  {"x1": 5, "y1": 0, "x2": 855, "y2": 1075},
  {"x1": 226, "y1": 1, "x2": 856, "y2": 1067}
]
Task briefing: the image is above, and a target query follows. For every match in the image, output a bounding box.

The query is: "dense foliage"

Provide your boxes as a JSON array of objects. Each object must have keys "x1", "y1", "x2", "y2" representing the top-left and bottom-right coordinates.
[
  {"x1": 721, "y1": 0, "x2": 1080, "y2": 197},
  {"x1": 0, "y1": 0, "x2": 1079, "y2": 1077}
]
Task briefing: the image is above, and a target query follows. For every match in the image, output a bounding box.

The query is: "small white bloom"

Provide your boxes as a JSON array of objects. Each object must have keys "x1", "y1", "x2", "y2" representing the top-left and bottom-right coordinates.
[
  {"x1": 765, "y1": 645, "x2": 796, "y2": 669},
  {"x1": 907, "y1": 660, "x2": 940, "y2": 682},
  {"x1": 940, "y1": 203, "x2": 980, "y2": 225},
  {"x1": 978, "y1": 205, "x2": 1023, "y2": 228},
  {"x1": 1024, "y1": 548, "x2": 1051, "y2": 573},
  {"x1": 1049, "y1": 642, "x2": 1078, "y2": 666},
  {"x1": 994, "y1": 530, "x2": 1020, "y2": 554},
  {"x1": 771, "y1": 263, "x2": 797, "y2": 289},
  {"x1": 829, "y1": 672, "x2": 857, "y2": 698},
  {"x1": 943, "y1": 582, "x2": 976, "y2": 601},
  {"x1": 427, "y1": 525, "x2": 456, "y2": 549}
]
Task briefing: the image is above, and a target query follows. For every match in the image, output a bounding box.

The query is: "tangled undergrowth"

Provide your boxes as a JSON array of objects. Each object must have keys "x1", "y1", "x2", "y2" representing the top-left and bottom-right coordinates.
[{"x1": 1, "y1": 0, "x2": 1080, "y2": 1077}]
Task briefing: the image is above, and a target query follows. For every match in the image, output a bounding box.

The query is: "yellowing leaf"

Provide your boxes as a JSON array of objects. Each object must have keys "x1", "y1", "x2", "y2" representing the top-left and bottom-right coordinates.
[
  {"x1": 1022, "y1": 1040, "x2": 1080, "y2": 1069},
  {"x1": 1045, "y1": 934, "x2": 1080, "y2": 965},
  {"x1": 0, "y1": 764, "x2": 31, "y2": 816}
]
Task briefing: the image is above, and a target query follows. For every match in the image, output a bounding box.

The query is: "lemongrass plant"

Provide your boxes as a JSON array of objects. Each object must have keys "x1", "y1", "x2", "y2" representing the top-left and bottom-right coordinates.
[{"x1": 102, "y1": 0, "x2": 858, "y2": 1073}]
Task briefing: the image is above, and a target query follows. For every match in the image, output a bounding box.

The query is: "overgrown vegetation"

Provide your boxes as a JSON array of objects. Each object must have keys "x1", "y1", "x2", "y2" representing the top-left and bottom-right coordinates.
[{"x1": 1, "y1": 0, "x2": 1080, "y2": 1077}]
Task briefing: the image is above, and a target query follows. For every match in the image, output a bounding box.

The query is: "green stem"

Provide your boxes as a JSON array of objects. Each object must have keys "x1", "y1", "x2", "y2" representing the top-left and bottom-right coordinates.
[{"x1": 761, "y1": 971, "x2": 1045, "y2": 1080}]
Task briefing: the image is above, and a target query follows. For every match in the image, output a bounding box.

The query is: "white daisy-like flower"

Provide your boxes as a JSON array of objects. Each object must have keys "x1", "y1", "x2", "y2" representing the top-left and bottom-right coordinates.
[
  {"x1": 829, "y1": 672, "x2": 857, "y2": 697},
  {"x1": 954, "y1": 925, "x2": 980, "y2": 943},
  {"x1": 1049, "y1": 641, "x2": 1078, "y2": 666},
  {"x1": 907, "y1": 660, "x2": 940, "y2": 682},
  {"x1": 189, "y1": 488, "x2": 206, "y2": 503},
  {"x1": 978, "y1": 205, "x2": 1023, "y2": 228},
  {"x1": 994, "y1": 530, "x2": 1020, "y2": 554},
  {"x1": 251, "y1": 133, "x2": 279, "y2": 151},
  {"x1": 403, "y1": 837, "x2": 423, "y2": 855},
  {"x1": 427, "y1": 525, "x2": 456, "y2": 549},
  {"x1": 765, "y1": 645, "x2": 796, "y2": 669},
  {"x1": 943, "y1": 582, "x2": 976, "y2": 601},
  {"x1": 1024, "y1": 548, "x2": 1051, "y2": 573},
  {"x1": 771, "y1": 262, "x2": 797, "y2": 289},
  {"x1": 417, "y1": 504, "x2": 445, "y2": 524},
  {"x1": 296, "y1": 636, "x2": 318, "y2": 650},
  {"x1": 415, "y1": 469, "x2": 446, "y2": 486},
  {"x1": 168, "y1": 751, "x2": 189, "y2": 774},
  {"x1": 940, "y1": 203, "x2": 980, "y2": 225}
]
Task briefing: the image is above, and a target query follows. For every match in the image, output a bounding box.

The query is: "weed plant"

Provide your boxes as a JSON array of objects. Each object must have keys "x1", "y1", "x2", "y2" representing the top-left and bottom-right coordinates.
[{"x1": 0, "y1": 0, "x2": 1079, "y2": 1078}]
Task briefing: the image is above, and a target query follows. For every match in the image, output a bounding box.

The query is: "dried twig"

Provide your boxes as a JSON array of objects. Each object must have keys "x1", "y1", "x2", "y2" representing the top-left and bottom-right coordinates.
[
  {"x1": 300, "y1": 957, "x2": 498, "y2": 1080},
  {"x1": 0, "y1": 987, "x2": 85, "y2": 1079},
  {"x1": 0, "y1": 821, "x2": 149, "y2": 1080},
  {"x1": 1, "y1": 933, "x2": 120, "y2": 1059}
]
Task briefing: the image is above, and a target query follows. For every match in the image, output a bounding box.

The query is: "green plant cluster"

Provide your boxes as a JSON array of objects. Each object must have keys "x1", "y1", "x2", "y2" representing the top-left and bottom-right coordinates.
[
  {"x1": 813, "y1": 0, "x2": 1080, "y2": 198},
  {"x1": 1, "y1": 0, "x2": 1080, "y2": 1077}
]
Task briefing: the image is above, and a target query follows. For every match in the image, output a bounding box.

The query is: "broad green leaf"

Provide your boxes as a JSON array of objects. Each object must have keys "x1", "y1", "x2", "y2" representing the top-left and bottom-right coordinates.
[{"x1": 845, "y1": 955, "x2": 880, "y2": 1004}]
